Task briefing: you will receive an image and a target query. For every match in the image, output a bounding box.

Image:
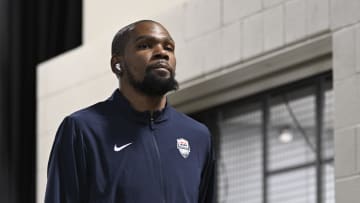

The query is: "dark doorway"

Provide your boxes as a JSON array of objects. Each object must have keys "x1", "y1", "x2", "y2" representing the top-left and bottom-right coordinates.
[{"x1": 0, "y1": 0, "x2": 82, "y2": 202}]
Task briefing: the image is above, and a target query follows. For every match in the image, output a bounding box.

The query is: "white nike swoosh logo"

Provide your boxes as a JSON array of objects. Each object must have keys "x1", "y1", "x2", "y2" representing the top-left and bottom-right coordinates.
[{"x1": 114, "y1": 143, "x2": 132, "y2": 152}]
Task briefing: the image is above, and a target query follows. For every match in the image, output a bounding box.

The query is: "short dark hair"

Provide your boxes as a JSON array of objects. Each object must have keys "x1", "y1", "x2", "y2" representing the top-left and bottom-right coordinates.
[{"x1": 111, "y1": 20, "x2": 161, "y2": 56}]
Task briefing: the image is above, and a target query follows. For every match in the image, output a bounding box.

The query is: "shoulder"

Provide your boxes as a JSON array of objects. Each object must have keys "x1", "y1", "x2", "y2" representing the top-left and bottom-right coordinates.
[
  {"x1": 54, "y1": 101, "x2": 110, "y2": 142},
  {"x1": 169, "y1": 106, "x2": 211, "y2": 138},
  {"x1": 66, "y1": 100, "x2": 112, "y2": 127}
]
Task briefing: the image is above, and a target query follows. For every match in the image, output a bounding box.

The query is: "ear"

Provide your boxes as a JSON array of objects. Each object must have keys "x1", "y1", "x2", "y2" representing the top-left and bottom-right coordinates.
[{"x1": 110, "y1": 55, "x2": 123, "y2": 76}]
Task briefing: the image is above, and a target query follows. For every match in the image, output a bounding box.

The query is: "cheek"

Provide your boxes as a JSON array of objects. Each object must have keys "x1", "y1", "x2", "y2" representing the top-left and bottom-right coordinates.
[
  {"x1": 173, "y1": 57, "x2": 177, "y2": 67},
  {"x1": 131, "y1": 53, "x2": 146, "y2": 63},
  {"x1": 170, "y1": 55, "x2": 176, "y2": 70},
  {"x1": 126, "y1": 55, "x2": 149, "y2": 75}
]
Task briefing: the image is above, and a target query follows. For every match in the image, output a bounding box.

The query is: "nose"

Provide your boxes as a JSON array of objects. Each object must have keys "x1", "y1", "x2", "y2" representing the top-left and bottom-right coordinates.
[{"x1": 152, "y1": 44, "x2": 169, "y2": 61}]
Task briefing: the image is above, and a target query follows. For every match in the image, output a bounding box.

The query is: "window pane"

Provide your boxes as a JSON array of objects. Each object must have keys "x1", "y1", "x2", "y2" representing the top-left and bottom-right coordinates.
[
  {"x1": 217, "y1": 103, "x2": 263, "y2": 203},
  {"x1": 323, "y1": 163, "x2": 335, "y2": 203},
  {"x1": 268, "y1": 87, "x2": 317, "y2": 171},
  {"x1": 323, "y1": 86, "x2": 335, "y2": 202},
  {"x1": 191, "y1": 74, "x2": 335, "y2": 203},
  {"x1": 323, "y1": 89, "x2": 334, "y2": 159},
  {"x1": 268, "y1": 167, "x2": 316, "y2": 203}
]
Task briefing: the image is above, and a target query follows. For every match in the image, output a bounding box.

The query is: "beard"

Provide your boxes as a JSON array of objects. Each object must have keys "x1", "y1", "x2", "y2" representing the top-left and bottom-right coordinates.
[{"x1": 124, "y1": 64, "x2": 179, "y2": 97}]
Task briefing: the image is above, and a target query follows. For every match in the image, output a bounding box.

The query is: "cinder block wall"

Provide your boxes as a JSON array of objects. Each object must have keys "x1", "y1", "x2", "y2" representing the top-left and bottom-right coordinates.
[
  {"x1": 37, "y1": 0, "x2": 359, "y2": 202},
  {"x1": 160, "y1": 0, "x2": 330, "y2": 84},
  {"x1": 331, "y1": 0, "x2": 360, "y2": 202}
]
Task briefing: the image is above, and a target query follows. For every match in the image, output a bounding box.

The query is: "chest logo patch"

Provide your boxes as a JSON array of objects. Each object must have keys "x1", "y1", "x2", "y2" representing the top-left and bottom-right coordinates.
[{"x1": 177, "y1": 138, "x2": 190, "y2": 158}]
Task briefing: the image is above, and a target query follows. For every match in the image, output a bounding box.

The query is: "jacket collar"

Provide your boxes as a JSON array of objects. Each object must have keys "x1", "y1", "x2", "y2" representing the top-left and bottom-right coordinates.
[{"x1": 109, "y1": 89, "x2": 170, "y2": 123}]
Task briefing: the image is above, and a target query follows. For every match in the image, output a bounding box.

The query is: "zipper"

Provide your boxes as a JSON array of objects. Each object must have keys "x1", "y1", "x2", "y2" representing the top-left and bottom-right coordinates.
[{"x1": 149, "y1": 112, "x2": 166, "y2": 203}]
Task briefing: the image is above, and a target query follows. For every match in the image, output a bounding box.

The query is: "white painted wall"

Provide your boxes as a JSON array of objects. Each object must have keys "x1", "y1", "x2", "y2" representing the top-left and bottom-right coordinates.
[
  {"x1": 83, "y1": 0, "x2": 188, "y2": 43},
  {"x1": 37, "y1": 0, "x2": 360, "y2": 202}
]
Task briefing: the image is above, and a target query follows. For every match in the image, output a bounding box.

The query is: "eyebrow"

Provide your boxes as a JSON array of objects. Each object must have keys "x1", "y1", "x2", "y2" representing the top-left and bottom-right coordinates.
[{"x1": 134, "y1": 35, "x2": 174, "y2": 44}]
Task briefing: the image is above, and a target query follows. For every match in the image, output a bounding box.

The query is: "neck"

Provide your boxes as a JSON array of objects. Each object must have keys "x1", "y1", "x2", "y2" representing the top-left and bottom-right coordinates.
[{"x1": 119, "y1": 81, "x2": 167, "y2": 112}]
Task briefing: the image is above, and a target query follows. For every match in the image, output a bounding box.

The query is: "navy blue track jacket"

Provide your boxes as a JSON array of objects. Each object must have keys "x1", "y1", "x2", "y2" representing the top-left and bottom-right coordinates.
[{"x1": 45, "y1": 89, "x2": 215, "y2": 203}]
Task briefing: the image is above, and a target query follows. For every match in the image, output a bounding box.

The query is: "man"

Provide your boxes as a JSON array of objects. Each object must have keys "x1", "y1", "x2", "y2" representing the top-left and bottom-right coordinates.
[{"x1": 45, "y1": 20, "x2": 215, "y2": 203}]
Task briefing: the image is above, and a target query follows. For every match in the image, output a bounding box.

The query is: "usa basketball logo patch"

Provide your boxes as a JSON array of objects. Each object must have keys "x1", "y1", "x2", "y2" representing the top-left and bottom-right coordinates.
[{"x1": 177, "y1": 138, "x2": 190, "y2": 158}]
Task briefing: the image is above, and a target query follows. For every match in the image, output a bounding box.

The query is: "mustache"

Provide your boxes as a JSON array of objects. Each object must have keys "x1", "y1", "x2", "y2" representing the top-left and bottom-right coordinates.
[{"x1": 147, "y1": 60, "x2": 174, "y2": 71}]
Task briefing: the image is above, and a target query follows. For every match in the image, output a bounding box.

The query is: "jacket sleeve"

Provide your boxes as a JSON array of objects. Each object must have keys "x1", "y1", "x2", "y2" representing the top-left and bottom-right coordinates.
[
  {"x1": 198, "y1": 135, "x2": 216, "y2": 203},
  {"x1": 45, "y1": 116, "x2": 88, "y2": 203}
]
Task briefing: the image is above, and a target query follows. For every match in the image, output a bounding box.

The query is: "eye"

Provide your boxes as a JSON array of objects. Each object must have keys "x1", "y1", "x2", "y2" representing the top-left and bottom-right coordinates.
[
  {"x1": 137, "y1": 43, "x2": 151, "y2": 49},
  {"x1": 165, "y1": 44, "x2": 175, "y2": 52}
]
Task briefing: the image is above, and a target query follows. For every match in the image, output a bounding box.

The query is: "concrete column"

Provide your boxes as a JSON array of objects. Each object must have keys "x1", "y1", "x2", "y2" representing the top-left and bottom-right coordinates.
[{"x1": 331, "y1": 0, "x2": 360, "y2": 201}]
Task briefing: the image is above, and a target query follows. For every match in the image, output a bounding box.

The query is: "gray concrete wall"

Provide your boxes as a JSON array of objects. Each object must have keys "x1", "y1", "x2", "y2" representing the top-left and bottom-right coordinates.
[
  {"x1": 331, "y1": 0, "x2": 360, "y2": 202},
  {"x1": 160, "y1": 0, "x2": 330, "y2": 84}
]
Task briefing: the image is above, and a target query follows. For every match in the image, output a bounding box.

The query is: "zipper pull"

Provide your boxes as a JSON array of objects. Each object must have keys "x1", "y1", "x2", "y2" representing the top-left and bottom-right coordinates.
[{"x1": 149, "y1": 111, "x2": 155, "y2": 130}]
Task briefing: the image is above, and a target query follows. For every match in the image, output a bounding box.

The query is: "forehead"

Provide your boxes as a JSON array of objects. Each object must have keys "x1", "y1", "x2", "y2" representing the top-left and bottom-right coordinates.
[{"x1": 129, "y1": 22, "x2": 173, "y2": 41}]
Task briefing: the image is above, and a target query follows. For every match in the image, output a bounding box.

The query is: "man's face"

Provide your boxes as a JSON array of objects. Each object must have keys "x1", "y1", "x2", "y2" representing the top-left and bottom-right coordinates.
[{"x1": 121, "y1": 22, "x2": 178, "y2": 96}]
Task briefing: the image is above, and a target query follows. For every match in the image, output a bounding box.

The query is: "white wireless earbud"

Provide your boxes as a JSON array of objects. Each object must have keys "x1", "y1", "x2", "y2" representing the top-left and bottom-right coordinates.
[{"x1": 115, "y1": 63, "x2": 121, "y2": 71}]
